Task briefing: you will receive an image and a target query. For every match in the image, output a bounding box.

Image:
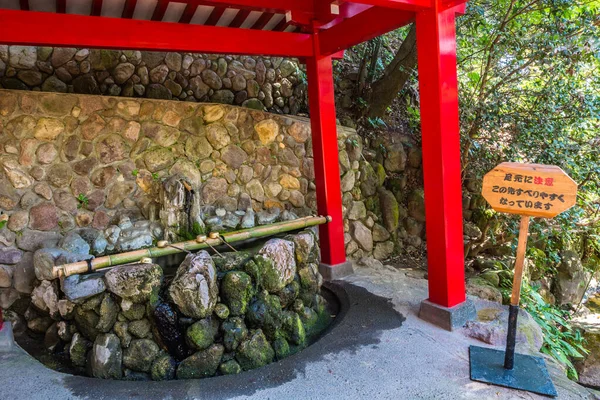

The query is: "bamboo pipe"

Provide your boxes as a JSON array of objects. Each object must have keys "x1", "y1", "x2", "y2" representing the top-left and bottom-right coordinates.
[{"x1": 52, "y1": 215, "x2": 330, "y2": 279}]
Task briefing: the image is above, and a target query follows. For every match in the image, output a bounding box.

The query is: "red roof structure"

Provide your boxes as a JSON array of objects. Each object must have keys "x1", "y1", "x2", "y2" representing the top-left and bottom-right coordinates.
[{"x1": 0, "y1": 0, "x2": 471, "y2": 330}]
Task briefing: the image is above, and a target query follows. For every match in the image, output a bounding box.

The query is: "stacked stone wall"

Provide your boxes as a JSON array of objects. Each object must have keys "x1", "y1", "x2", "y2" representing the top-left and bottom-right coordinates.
[
  {"x1": 0, "y1": 46, "x2": 306, "y2": 115},
  {"x1": 0, "y1": 89, "x2": 420, "y2": 311}
]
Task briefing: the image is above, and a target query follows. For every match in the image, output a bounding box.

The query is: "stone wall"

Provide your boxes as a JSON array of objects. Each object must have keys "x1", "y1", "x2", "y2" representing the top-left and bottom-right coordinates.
[
  {"x1": 0, "y1": 89, "x2": 410, "y2": 311},
  {"x1": 0, "y1": 46, "x2": 306, "y2": 114}
]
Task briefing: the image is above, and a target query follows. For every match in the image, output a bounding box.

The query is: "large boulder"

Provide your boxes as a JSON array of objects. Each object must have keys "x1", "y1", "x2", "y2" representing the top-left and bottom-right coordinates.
[
  {"x1": 60, "y1": 272, "x2": 106, "y2": 303},
  {"x1": 250, "y1": 239, "x2": 296, "y2": 293},
  {"x1": 104, "y1": 263, "x2": 163, "y2": 303},
  {"x1": 554, "y1": 250, "x2": 590, "y2": 306},
  {"x1": 176, "y1": 344, "x2": 224, "y2": 379},
  {"x1": 186, "y1": 317, "x2": 220, "y2": 351},
  {"x1": 220, "y1": 271, "x2": 254, "y2": 316},
  {"x1": 168, "y1": 251, "x2": 218, "y2": 319},
  {"x1": 235, "y1": 329, "x2": 275, "y2": 371},
  {"x1": 90, "y1": 333, "x2": 123, "y2": 379},
  {"x1": 462, "y1": 302, "x2": 543, "y2": 354},
  {"x1": 123, "y1": 339, "x2": 160, "y2": 372}
]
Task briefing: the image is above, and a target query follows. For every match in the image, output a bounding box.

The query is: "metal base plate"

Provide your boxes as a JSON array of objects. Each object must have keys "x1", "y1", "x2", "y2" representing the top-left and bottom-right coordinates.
[{"x1": 469, "y1": 346, "x2": 557, "y2": 397}]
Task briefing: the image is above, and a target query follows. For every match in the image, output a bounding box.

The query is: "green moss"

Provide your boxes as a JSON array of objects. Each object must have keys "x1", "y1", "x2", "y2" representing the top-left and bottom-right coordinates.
[
  {"x1": 235, "y1": 329, "x2": 275, "y2": 371},
  {"x1": 221, "y1": 271, "x2": 254, "y2": 316},
  {"x1": 282, "y1": 311, "x2": 306, "y2": 346},
  {"x1": 246, "y1": 292, "x2": 283, "y2": 341},
  {"x1": 273, "y1": 335, "x2": 291, "y2": 360},
  {"x1": 222, "y1": 317, "x2": 248, "y2": 352},
  {"x1": 122, "y1": 303, "x2": 146, "y2": 321},
  {"x1": 186, "y1": 317, "x2": 219, "y2": 350},
  {"x1": 373, "y1": 162, "x2": 386, "y2": 186},
  {"x1": 214, "y1": 303, "x2": 230, "y2": 320},
  {"x1": 365, "y1": 196, "x2": 381, "y2": 215},
  {"x1": 219, "y1": 360, "x2": 242, "y2": 375},
  {"x1": 248, "y1": 255, "x2": 285, "y2": 293},
  {"x1": 150, "y1": 353, "x2": 176, "y2": 381}
]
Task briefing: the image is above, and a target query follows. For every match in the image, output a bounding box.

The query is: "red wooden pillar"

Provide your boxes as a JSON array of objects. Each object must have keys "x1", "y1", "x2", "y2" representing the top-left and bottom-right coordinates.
[
  {"x1": 306, "y1": 34, "x2": 353, "y2": 280},
  {"x1": 416, "y1": 3, "x2": 474, "y2": 328}
]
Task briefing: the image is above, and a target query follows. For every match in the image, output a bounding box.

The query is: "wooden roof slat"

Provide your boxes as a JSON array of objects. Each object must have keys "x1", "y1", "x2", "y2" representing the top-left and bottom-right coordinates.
[
  {"x1": 91, "y1": 0, "x2": 103, "y2": 16},
  {"x1": 122, "y1": 0, "x2": 137, "y2": 18},
  {"x1": 204, "y1": 6, "x2": 226, "y2": 25},
  {"x1": 19, "y1": 0, "x2": 29, "y2": 11},
  {"x1": 152, "y1": 0, "x2": 170, "y2": 21},
  {"x1": 179, "y1": 2, "x2": 198, "y2": 23},
  {"x1": 250, "y1": 11, "x2": 273, "y2": 30},
  {"x1": 229, "y1": 8, "x2": 250, "y2": 28},
  {"x1": 56, "y1": 0, "x2": 66, "y2": 14}
]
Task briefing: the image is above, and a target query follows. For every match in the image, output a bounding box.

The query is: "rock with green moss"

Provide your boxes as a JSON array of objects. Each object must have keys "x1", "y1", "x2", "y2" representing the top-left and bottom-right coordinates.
[
  {"x1": 186, "y1": 317, "x2": 219, "y2": 350},
  {"x1": 291, "y1": 231, "x2": 317, "y2": 267},
  {"x1": 373, "y1": 162, "x2": 386, "y2": 186},
  {"x1": 169, "y1": 251, "x2": 218, "y2": 319},
  {"x1": 123, "y1": 339, "x2": 160, "y2": 372},
  {"x1": 105, "y1": 263, "x2": 163, "y2": 303},
  {"x1": 114, "y1": 321, "x2": 132, "y2": 348},
  {"x1": 128, "y1": 319, "x2": 151, "y2": 338},
  {"x1": 281, "y1": 311, "x2": 306, "y2": 346},
  {"x1": 74, "y1": 306, "x2": 100, "y2": 341},
  {"x1": 299, "y1": 263, "x2": 322, "y2": 294},
  {"x1": 176, "y1": 344, "x2": 224, "y2": 379},
  {"x1": 80, "y1": 293, "x2": 104, "y2": 311},
  {"x1": 213, "y1": 251, "x2": 253, "y2": 273},
  {"x1": 479, "y1": 271, "x2": 500, "y2": 287},
  {"x1": 359, "y1": 162, "x2": 379, "y2": 197},
  {"x1": 219, "y1": 359, "x2": 242, "y2": 375},
  {"x1": 121, "y1": 301, "x2": 146, "y2": 321},
  {"x1": 221, "y1": 271, "x2": 253, "y2": 316},
  {"x1": 123, "y1": 369, "x2": 151, "y2": 381},
  {"x1": 407, "y1": 189, "x2": 426, "y2": 222},
  {"x1": 221, "y1": 316, "x2": 248, "y2": 352},
  {"x1": 214, "y1": 303, "x2": 230, "y2": 319},
  {"x1": 69, "y1": 332, "x2": 91, "y2": 367},
  {"x1": 379, "y1": 188, "x2": 400, "y2": 232},
  {"x1": 272, "y1": 335, "x2": 291, "y2": 360},
  {"x1": 150, "y1": 352, "x2": 177, "y2": 381},
  {"x1": 235, "y1": 329, "x2": 275, "y2": 371},
  {"x1": 278, "y1": 281, "x2": 300, "y2": 308},
  {"x1": 256, "y1": 239, "x2": 296, "y2": 293},
  {"x1": 95, "y1": 294, "x2": 118, "y2": 333},
  {"x1": 298, "y1": 306, "x2": 319, "y2": 335},
  {"x1": 246, "y1": 291, "x2": 283, "y2": 340}
]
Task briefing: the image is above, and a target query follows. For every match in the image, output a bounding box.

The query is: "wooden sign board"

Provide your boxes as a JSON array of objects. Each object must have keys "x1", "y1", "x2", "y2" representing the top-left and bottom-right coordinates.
[{"x1": 482, "y1": 162, "x2": 578, "y2": 218}]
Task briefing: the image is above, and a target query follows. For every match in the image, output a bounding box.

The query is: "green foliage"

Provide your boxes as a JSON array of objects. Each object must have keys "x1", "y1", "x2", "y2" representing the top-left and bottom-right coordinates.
[
  {"x1": 132, "y1": 169, "x2": 139, "y2": 177},
  {"x1": 0, "y1": 220, "x2": 6, "y2": 230},
  {"x1": 366, "y1": 117, "x2": 387, "y2": 129},
  {"x1": 152, "y1": 172, "x2": 160, "y2": 181},
  {"x1": 76, "y1": 194, "x2": 89, "y2": 209}
]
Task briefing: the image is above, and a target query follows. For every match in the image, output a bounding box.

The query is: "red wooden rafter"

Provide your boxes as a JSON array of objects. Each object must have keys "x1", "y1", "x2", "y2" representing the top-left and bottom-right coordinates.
[
  {"x1": 19, "y1": 0, "x2": 29, "y2": 11},
  {"x1": 179, "y1": 3, "x2": 199, "y2": 23},
  {"x1": 204, "y1": 6, "x2": 226, "y2": 25},
  {"x1": 152, "y1": 0, "x2": 170, "y2": 21},
  {"x1": 250, "y1": 12, "x2": 273, "y2": 30},
  {"x1": 56, "y1": 0, "x2": 66, "y2": 14},
  {"x1": 91, "y1": 0, "x2": 103, "y2": 16},
  {"x1": 122, "y1": 0, "x2": 137, "y2": 18},
  {"x1": 229, "y1": 8, "x2": 251, "y2": 27}
]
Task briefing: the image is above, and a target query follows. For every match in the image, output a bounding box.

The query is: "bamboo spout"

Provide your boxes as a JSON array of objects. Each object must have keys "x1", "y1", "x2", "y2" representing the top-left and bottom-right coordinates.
[{"x1": 52, "y1": 215, "x2": 329, "y2": 279}]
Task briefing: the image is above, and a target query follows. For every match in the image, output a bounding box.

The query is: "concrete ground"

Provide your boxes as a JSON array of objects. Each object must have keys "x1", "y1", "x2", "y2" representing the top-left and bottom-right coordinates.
[{"x1": 1, "y1": 262, "x2": 598, "y2": 400}]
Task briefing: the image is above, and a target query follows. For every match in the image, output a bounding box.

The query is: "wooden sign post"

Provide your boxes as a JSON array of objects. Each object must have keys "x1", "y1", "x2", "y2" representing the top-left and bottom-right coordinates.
[{"x1": 481, "y1": 162, "x2": 578, "y2": 370}]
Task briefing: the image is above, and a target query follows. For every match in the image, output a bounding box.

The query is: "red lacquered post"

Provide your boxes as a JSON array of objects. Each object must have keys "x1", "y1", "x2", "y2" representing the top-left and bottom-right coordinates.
[
  {"x1": 416, "y1": 3, "x2": 474, "y2": 329},
  {"x1": 306, "y1": 34, "x2": 353, "y2": 280}
]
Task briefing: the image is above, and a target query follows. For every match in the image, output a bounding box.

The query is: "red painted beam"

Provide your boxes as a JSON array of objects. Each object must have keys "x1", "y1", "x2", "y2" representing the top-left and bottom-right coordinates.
[
  {"x1": 179, "y1": 3, "x2": 199, "y2": 23},
  {"x1": 204, "y1": 6, "x2": 226, "y2": 25},
  {"x1": 91, "y1": 0, "x2": 103, "y2": 16},
  {"x1": 19, "y1": 0, "x2": 29, "y2": 11},
  {"x1": 306, "y1": 53, "x2": 347, "y2": 267},
  {"x1": 229, "y1": 8, "x2": 251, "y2": 28},
  {"x1": 319, "y1": 7, "x2": 414, "y2": 56},
  {"x1": 122, "y1": 0, "x2": 137, "y2": 18},
  {"x1": 152, "y1": 0, "x2": 170, "y2": 21},
  {"x1": 272, "y1": 17, "x2": 291, "y2": 32},
  {"x1": 56, "y1": 0, "x2": 66, "y2": 14},
  {"x1": 416, "y1": 5, "x2": 466, "y2": 308},
  {"x1": 0, "y1": 9, "x2": 314, "y2": 57},
  {"x1": 251, "y1": 12, "x2": 274, "y2": 30}
]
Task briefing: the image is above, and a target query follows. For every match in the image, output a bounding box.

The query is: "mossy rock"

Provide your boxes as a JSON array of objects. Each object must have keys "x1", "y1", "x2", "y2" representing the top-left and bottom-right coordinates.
[
  {"x1": 186, "y1": 317, "x2": 220, "y2": 351},
  {"x1": 150, "y1": 352, "x2": 177, "y2": 381},
  {"x1": 278, "y1": 281, "x2": 300, "y2": 308},
  {"x1": 365, "y1": 196, "x2": 381, "y2": 215},
  {"x1": 73, "y1": 307, "x2": 100, "y2": 341},
  {"x1": 95, "y1": 294, "x2": 118, "y2": 333},
  {"x1": 235, "y1": 329, "x2": 275, "y2": 371},
  {"x1": 247, "y1": 255, "x2": 285, "y2": 294},
  {"x1": 123, "y1": 339, "x2": 160, "y2": 372},
  {"x1": 213, "y1": 251, "x2": 254, "y2": 273},
  {"x1": 221, "y1": 271, "x2": 254, "y2": 316},
  {"x1": 122, "y1": 302, "x2": 146, "y2": 321},
  {"x1": 123, "y1": 370, "x2": 151, "y2": 381},
  {"x1": 128, "y1": 319, "x2": 152, "y2": 339},
  {"x1": 298, "y1": 306, "x2": 319, "y2": 336},
  {"x1": 246, "y1": 292, "x2": 283, "y2": 340},
  {"x1": 221, "y1": 316, "x2": 248, "y2": 352},
  {"x1": 479, "y1": 271, "x2": 500, "y2": 287},
  {"x1": 281, "y1": 311, "x2": 306, "y2": 346},
  {"x1": 214, "y1": 303, "x2": 230, "y2": 320},
  {"x1": 176, "y1": 344, "x2": 224, "y2": 379},
  {"x1": 219, "y1": 359, "x2": 242, "y2": 375},
  {"x1": 273, "y1": 335, "x2": 291, "y2": 360},
  {"x1": 69, "y1": 333, "x2": 91, "y2": 367}
]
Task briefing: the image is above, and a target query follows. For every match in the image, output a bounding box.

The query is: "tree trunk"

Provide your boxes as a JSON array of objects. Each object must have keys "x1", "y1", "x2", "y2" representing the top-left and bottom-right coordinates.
[{"x1": 367, "y1": 24, "x2": 418, "y2": 118}]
